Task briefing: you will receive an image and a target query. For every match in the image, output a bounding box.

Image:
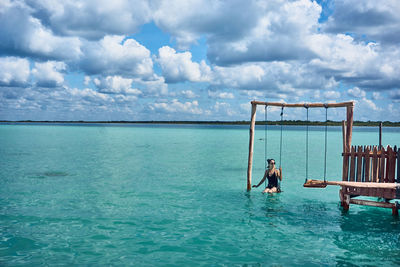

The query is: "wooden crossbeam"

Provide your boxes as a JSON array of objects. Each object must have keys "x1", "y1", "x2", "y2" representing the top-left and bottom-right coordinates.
[{"x1": 251, "y1": 101, "x2": 354, "y2": 108}]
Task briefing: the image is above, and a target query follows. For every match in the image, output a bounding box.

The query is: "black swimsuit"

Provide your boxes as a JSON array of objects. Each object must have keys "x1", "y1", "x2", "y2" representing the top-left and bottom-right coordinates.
[{"x1": 266, "y1": 171, "x2": 278, "y2": 189}]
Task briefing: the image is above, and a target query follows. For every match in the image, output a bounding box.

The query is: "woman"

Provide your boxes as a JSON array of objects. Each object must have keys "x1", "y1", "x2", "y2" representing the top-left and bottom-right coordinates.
[{"x1": 253, "y1": 159, "x2": 282, "y2": 193}]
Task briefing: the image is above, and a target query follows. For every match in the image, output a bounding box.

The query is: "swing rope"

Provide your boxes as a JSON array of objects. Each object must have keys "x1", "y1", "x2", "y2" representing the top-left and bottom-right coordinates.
[
  {"x1": 279, "y1": 106, "x2": 284, "y2": 168},
  {"x1": 304, "y1": 104, "x2": 309, "y2": 184},
  {"x1": 278, "y1": 106, "x2": 284, "y2": 189},
  {"x1": 324, "y1": 104, "x2": 328, "y2": 182},
  {"x1": 265, "y1": 105, "x2": 268, "y2": 187}
]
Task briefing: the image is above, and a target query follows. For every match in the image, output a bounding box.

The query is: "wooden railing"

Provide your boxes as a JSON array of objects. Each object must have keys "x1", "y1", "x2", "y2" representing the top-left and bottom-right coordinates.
[{"x1": 342, "y1": 145, "x2": 399, "y2": 183}]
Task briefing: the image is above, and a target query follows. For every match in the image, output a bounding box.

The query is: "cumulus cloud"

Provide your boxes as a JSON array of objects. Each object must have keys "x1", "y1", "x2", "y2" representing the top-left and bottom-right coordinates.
[
  {"x1": 32, "y1": 61, "x2": 66, "y2": 87},
  {"x1": 149, "y1": 99, "x2": 202, "y2": 114},
  {"x1": 153, "y1": 0, "x2": 260, "y2": 50},
  {"x1": 180, "y1": 90, "x2": 197, "y2": 99},
  {"x1": 347, "y1": 87, "x2": 366, "y2": 98},
  {"x1": 208, "y1": 90, "x2": 234, "y2": 99},
  {"x1": 322, "y1": 0, "x2": 400, "y2": 45},
  {"x1": 308, "y1": 33, "x2": 400, "y2": 91},
  {"x1": 0, "y1": 57, "x2": 30, "y2": 86},
  {"x1": 207, "y1": 0, "x2": 321, "y2": 65},
  {"x1": 157, "y1": 46, "x2": 211, "y2": 83},
  {"x1": 372, "y1": 92, "x2": 382, "y2": 100},
  {"x1": 213, "y1": 101, "x2": 236, "y2": 117},
  {"x1": 93, "y1": 76, "x2": 142, "y2": 95},
  {"x1": 323, "y1": 90, "x2": 340, "y2": 99},
  {"x1": 26, "y1": 0, "x2": 152, "y2": 40},
  {"x1": 81, "y1": 36, "x2": 154, "y2": 78},
  {"x1": 0, "y1": 1, "x2": 82, "y2": 60},
  {"x1": 390, "y1": 89, "x2": 400, "y2": 100}
]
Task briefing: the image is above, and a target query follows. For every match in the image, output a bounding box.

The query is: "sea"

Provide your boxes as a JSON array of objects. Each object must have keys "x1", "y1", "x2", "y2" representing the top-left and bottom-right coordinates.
[{"x1": 1, "y1": 123, "x2": 399, "y2": 266}]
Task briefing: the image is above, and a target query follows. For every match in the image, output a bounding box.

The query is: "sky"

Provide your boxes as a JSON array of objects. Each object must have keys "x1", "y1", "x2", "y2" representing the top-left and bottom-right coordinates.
[{"x1": 1, "y1": 0, "x2": 400, "y2": 122}]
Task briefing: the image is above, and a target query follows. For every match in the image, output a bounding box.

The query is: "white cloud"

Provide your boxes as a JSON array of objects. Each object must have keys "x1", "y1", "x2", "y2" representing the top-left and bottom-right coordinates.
[
  {"x1": 32, "y1": 61, "x2": 66, "y2": 87},
  {"x1": 81, "y1": 35, "x2": 154, "y2": 78},
  {"x1": 84, "y1": 76, "x2": 91, "y2": 86},
  {"x1": 322, "y1": 0, "x2": 400, "y2": 45},
  {"x1": 213, "y1": 101, "x2": 236, "y2": 117},
  {"x1": 323, "y1": 90, "x2": 340, "y2": 99},
  {"x1": 372, "y1": 92, "x2": 382, "y2": 100},
  {"x1": 208, "y1": 90, "x2": 234, "y2": 99},
  {"x1": 180, "y1": 90, "x2": 197, "y2": 98},
  {"x1": 0, "y1": 1, "x2": 82, "y2": 60},
  {"x1": 347, "y1": 87, "x2": 366, "y2": 98},
  {"x1": 390, "y1": 89, "x2": 400, "y2": 100},
  {"x1": 26, "y1": 0, "x2": 152, "y2": 40},
  {"x1": 150, "y1": 99, "x2": 202, "y2": 114},
  {"x1": 134, "y1": 74, "x2": 168, "y2": 95},
  {"x1": 93, "y1": 76, "x2": 142, "y2": 95},
  {"x1": 0, "y1": 57, "x2": 30, "y2": 86},
  {"x1": 157, "y1": 46, "x2": 211, "y2": 83}
]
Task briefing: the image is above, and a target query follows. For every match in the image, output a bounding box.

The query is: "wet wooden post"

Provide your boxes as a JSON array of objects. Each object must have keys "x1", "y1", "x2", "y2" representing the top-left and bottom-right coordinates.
[
  {"x1": 342, "y1": 121, "x2": 349, "y2": 181},
  {"x1": 247, "y1": 102, "x2": 257, "y2": 191},
  {"x1": 341, "y1": 104, "x2": 353, "y2": 210}
]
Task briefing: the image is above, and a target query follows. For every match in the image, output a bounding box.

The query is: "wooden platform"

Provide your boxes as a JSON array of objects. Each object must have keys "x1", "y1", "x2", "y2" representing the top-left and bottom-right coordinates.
[{"x1": 304, "y1": 179, "x2": 400, "y2": 215}]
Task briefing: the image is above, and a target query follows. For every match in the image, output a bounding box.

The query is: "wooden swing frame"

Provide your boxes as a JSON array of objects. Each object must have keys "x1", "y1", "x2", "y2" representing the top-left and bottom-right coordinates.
[{"x1": 246, "y1": 100, "x2": 400, "y2": 215}]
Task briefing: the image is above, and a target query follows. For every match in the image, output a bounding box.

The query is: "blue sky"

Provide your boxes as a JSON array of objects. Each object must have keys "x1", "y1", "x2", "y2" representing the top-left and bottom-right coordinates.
[{"x1": 1, "y1": 0, "x2": 400, "y2": 121}]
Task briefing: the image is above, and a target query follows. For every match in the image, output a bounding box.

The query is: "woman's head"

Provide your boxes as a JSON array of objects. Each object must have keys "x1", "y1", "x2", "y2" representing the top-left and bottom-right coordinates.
[{"x1": 267, "y1": 159, "x2": 276, "y2": 167}]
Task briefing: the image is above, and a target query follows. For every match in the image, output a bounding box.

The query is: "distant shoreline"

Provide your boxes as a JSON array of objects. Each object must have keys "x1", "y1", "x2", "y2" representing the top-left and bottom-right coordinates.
[{"x1": 1, "y1": 120, "x2": 400, "y2": 127}]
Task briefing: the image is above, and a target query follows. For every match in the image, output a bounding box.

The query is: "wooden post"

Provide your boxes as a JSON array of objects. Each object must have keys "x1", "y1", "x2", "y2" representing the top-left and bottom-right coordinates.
[
  {"x1": 346, "y1": 105, "x2": 353, "y2": 154},
  {"x1": 247, "y1": 103, "x2": 257, "y2": 191},
  {"x1": 397, "y1": 146, "x2": 400, "y2": 183},
  {"x1": 379, "y1": 122, "x2": 382, "y2": 149},
  {"x1": 343, "y1": 104, "x2": 353, "y2": 182},
  {"x1": 342, "y1": 121, "x2": 349, "y2": 181}
]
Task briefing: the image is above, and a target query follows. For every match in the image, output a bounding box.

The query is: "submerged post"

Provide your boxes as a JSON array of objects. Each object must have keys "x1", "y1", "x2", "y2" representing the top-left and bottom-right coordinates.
[{"x1": 247, "y1": 102, "x2": 257, "y2": 191}]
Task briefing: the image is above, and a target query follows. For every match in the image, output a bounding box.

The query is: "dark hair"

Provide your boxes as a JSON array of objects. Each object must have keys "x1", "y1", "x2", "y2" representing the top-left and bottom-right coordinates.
[{"x1": 267, "y1": 159, "x2": 275, "y2": 164}]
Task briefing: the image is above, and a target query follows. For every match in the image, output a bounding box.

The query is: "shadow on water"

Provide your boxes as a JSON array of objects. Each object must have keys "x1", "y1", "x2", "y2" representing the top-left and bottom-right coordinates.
[
  {"x1": 243, "y1": 191, "x2": 285, "y2": 220},
  {"x1": 29, "y1": 171, "x2": 70, "y2": 179}
]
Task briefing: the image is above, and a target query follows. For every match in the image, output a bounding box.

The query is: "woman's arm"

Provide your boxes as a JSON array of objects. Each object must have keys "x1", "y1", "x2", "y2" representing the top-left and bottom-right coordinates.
[
  {"x1": 276, "y1": 168, "x2": 282, "y2": 181},
  {"x1": 253, "y1": 170, "x2": 267, "y2": 188}
]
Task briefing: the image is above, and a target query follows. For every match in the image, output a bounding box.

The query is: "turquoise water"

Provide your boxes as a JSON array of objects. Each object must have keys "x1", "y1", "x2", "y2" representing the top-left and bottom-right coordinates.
[{"x1": 1, "y1": 123, "x2": 399, "y2": 266}]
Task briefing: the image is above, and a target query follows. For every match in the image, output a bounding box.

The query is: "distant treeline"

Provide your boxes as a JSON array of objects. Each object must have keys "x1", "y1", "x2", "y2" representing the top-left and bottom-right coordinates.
[{"x1": 1, "y1": 120, "x2": 400, "y2": 127}]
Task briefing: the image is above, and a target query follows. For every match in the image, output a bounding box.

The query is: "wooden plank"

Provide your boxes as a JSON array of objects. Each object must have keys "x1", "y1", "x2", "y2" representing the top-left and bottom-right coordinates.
[
  {"x1": 379, "y1": 122, "x2": 382, "y2": 148},
  {"x1": 361, "y1": 146, "x2": 366, "y2": 182},
  {"x1": 350, "y1": 199, "x2": 396, "y2": 209},
  {"x1": 247, "y1": 103, "x2": 257, "y2": 191},
  {"x1": 380, "y1": 147, "x2": 386, "y2": 182},
  {"x1": 305, "y1": 180, "x2": 398, "y2": 188},
  {"x1": 343, "y1": 154, "x2": 349, "y2": 181},
  {"x1": 356, "y1": 146, "x2": 362, "y2": 182},
  {"x1": 364, "y1": 146, "x2": 371, "y2": 182},
  {"x1": 349, "y1": 146, "x2": 356, "y2": 181},
  {"x1": 387, "y1": 146, "x2": 395, "y2": 183},
  {"x1": 372, "y1": 146, "x2": 378, "y2": 182},
  {"x1": 251, "y1": 101, "x2": 354, "y2": 108}
]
